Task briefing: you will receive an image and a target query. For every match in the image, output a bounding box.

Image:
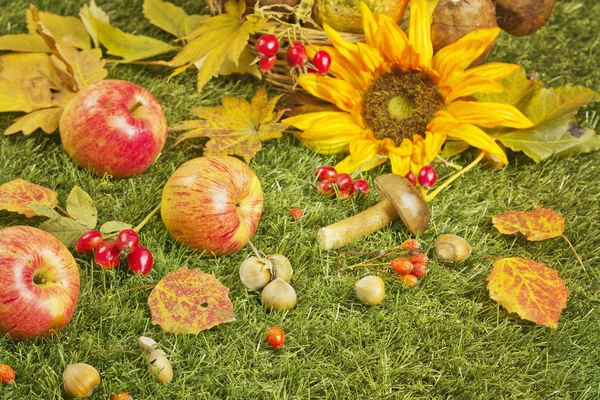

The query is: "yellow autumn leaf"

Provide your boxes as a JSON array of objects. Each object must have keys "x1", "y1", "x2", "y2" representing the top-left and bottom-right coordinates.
[
  {"x1": 26, "y1": 9, "x2": 91, "y2": 50},
  {"x1": 170, "y1": 86, "x2": 288, "y2": 162},
  {"x1": 143, "y1": 0, "x2": 190, "y2": 38},
  {"x1": 88, "y1": 13, "x2": 177, "y2": 63},
  {"x1": 492, "y1": 207, "x2": 565, "y2": 241},
  {"x1": 170, "y1": 0, "x2": 267, "y2": 92},
  {"x1": 79, "y1": 0, "x2": 110, "y2": 48},
  {"x1": 32, "y1": 5, "x2": 107, "y2": 91},
  {"x1": 487, "y1": 257, "x2": 569, "y2": 328},
  {"x1": 148, "y1": 266, "x2": 235, "y2": 334},
  {"x1": 217, "y1": 45, "x2": 261, "y2": 79},
  {"x1": 0, "y1": 179, "x2": 58, "y2": 218},
  {"x1": 0, "y1": 34, "x2": 50, "y2": 52},
  {"x1": 4, "y1": 108, "x2": 64, "y2": 136}
]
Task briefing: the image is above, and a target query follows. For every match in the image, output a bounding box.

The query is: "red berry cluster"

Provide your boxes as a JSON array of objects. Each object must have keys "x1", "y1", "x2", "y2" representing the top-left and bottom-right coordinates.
[
  {"x1": 255, "y1": 35, "x2": 331, "y2": 75},
  {"x1": 390, "y1": 239, "x2": 429, "y2": 287},
  {"x1": 314, "y1": 165, "x2": 369, "y2": 199},
  {"x1": 75, "y1": 229, "x2": 153, "y2": 275},
  {"x1": 405, "y1": 165, "x2": 438, "y2": 190}
]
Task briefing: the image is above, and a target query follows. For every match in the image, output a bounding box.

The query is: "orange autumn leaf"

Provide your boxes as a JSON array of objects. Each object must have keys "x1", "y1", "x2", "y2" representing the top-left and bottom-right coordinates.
[
  {"x1": 487, "y1": 257, "x2": 569, "y2": 328},
  {"x1": 148, "y1": 266, "x2": 235, "y2": 334},
  {"x1": 0, "y1": 179, "x2": 58, "y2": 217},
  {"x1": 492, "y1": 207, "x2": 565, "y2": 241},
  {"x1": 492, "y1": 207, "x2": 588, "y2": 277}
]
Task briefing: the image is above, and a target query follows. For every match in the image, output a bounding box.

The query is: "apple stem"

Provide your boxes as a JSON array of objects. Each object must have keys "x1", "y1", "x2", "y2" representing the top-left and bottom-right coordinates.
[
  {"x1": 128, "y1": 101, "x2": 144, "y2": 115},
  {"x1": 133, "y1": 204, "x2": 161, "y2": 233}
]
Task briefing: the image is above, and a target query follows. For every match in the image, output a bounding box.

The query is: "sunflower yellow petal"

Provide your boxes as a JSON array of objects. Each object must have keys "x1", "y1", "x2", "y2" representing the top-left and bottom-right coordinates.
[
  {"x1": 379, "y1": 16, "x2": 410, "y2": 67},
  {"x1": 424, "y1": 131, "x2": 446, "y2": 162},
  {"x1": 409, "y1": 0, "x2": 433, "y2": 70},
  {"x1": 427, "y1": 112, "x2": 459, "y2": 133},
  {"x1": 283, "y1": 111, "x2": 339, "y2": 130},
  {"x1": 360, "y1": 2, "x2": 378, "y2": 48},
  {"x1": 335, "y1": 139, "x2": 387, "y2": 173},
  {"x1": 445, "y1": 101, "x2": 534, "y2": 129},
  {"x1": 433, "y1": 27, "x2": 501, "y2": 82},
  {"x1": 460, "y1": 62, "x2": 521, "y2": 82},
  {"x1": 446, "y1": 123, "x2": 508, "y2": 164},
  {"x1": 441, "y1": 77, "x2": 504, "y2": 103},
  {"x1": 306, "y1": 45, "x2": 366, "y2": 90},
  {"x1": 298, "y1": 74, "x2": 362, "y2": 112}
]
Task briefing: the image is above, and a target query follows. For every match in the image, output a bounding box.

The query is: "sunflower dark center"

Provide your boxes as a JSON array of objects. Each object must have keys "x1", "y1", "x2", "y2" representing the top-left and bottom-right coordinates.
[{"x1": 362, "y1": 70, "x2": 443, "y2": 146}]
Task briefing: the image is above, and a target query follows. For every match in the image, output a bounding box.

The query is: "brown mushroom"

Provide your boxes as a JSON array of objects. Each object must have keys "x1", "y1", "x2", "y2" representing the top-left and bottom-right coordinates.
[{"x1": 317, "y1": 174, "x2": 430, "y2": 250}]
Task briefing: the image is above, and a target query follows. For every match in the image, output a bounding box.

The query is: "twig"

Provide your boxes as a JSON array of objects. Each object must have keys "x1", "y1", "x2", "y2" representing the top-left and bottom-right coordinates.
[
  {"x1": 134, "y1": 204, "x2": 161, "y2": 232},
  {"x1": 90, "y1": 349, "x2": 142, "y2": 355},
  {"x1": 55, "y1": 205, "x2": 72, "y2": 218},
  {"x1": 425, "y1": 152, "x2": 485, "y2": 202},
  {"x1": 561, "y1": 234, "x2": 589, "y2": 279}
]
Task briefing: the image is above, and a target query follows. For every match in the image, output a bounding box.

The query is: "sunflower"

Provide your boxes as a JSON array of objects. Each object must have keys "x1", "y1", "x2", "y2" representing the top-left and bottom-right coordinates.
[{"x1": 283, "y1": 0, "x2": 534, "y2": 177}]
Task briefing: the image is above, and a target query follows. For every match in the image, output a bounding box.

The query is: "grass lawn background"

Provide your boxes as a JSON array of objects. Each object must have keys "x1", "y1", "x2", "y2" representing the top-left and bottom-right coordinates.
[{"x1": 0, "y1": 0, "x2": 599, "y2": 398}]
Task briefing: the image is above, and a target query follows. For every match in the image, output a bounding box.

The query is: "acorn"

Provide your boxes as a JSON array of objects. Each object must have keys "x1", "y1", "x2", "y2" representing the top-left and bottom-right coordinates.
[
  {"x1": 434, "y1": 234, "x2": 472, "y2": 263},
  {"x1": 493, "y1": 0, "x2": 556, "y2": 36},
  {"x1": 354, "y1": 276, "x2": 385, "y2": 306},
  {"x1": 62, "y1": 363, "x2": 101, "y2": 398},
  {"x1": 239, "y1": 256, "x2": 272, "y2": 291},
  {"x1": 261, "y1": 278, "x2": 297, "y2": 311}
]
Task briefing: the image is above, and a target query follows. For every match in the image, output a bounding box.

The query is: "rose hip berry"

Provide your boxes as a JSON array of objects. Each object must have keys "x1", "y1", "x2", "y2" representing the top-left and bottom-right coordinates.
[
  {"x1": 75, "y1": 230, "x2": 104, "y2": 253},
  {"x1": 286, "y1": 42, "x2": 307, "y2": 67},
  {"x1": 314, "y1": 166, "x2": 337, "y2": 181},
  {"x1": 94, "y1": 240, "x2": 121, "y2": 270},
  {"x1": 351, "y1": 179, "x2": 369, "y2": 197},
  {"x1": 266, "y1": 326, "x2": 285, "y2": 348},
  {"x1": 289, "y1": 208, "x2": 303, "y2": 221},
  {"x1": 116, "y1": 229, "x2": 139, "y2": 254},
  {"x1": 391, "y1": 257, "x2": 413, "y2": 275},
  {"x1": 418, "y1": 165, "x2": 437, "y2": 189},
  {"x1": 111, "y1": 393, "x2": 133, "y2": 400},
  {"x1": 0, "y1": 364, "x2": 15, "y2": 384},
  {"x1": 127, "y1": 246, "x2": 153, "y2": 275},
  {"x1": 337, "y1": 189, "x2": 352, "y2": 200},
  {"x1": 410, "y1": 253, "x2": 429, "y2": 268},
  {"x1": 401, "y1": 239, "x2": 420, "y2": 253},
  {"x1": 316, "y1": 179, "x2": 336, "y2": 197},
  {"x1": 405, "y1": 171, "x2": 417, "y2": 186},
  {"x1": 259, "y1": 55, "x2": 277, "y2": 72},
  {"x1": 400, "y1": 274, "x2": 418, "y2": 288},
  {"x1": 412, "y1": 263, "x2": 428, "y2": 278},
  {"x1": 256, "y1": 34, "x2": 279, "y2": 58},
  {"x1": 335, "y1": 173, "x2": 353, "y2": 191},
  {"x1": 312, "y1": 50, "x2": 331, "y2": 75}
]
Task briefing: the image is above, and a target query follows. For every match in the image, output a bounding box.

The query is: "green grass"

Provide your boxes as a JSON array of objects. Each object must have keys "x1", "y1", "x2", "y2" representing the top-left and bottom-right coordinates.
[{"x1": 1, "y1": 0, "x2": 599, "y2": 398}]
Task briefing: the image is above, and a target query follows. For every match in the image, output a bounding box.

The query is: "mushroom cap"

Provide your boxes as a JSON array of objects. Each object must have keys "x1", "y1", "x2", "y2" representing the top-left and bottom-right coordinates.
[{"x1": 374, "y1": 174, "x2": 430, "y2": 236}]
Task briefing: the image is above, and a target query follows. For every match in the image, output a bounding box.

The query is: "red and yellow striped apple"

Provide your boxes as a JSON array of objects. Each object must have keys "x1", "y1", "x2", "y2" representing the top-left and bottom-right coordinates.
[
  {"x1": 59, "y1": 80, "x2": 168, "y2": 179},
  {"x1": 0, "y1": 226, "x2": 80, "y2": 341},
  {"x1": 161, "y1": 156, "x2": 264, "y2": 255}
]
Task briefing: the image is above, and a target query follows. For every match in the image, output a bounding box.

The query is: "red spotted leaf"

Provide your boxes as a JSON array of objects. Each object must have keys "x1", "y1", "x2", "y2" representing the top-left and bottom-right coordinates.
[
  {"x1": 0, "y1": 178, "x2": 58, "y2": 217},
  {"x1": 148, "y1": 266, "x2": 235, "y2": 334},
  {"x1": 487, "y1": 257, "x2": 569, "y2": 328},
  {"x1": 492, "y1": 207, "x2": 565, "y2": 241}
]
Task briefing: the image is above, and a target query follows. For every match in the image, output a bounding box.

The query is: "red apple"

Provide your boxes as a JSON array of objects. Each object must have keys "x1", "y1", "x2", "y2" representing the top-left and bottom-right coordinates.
[
  {"x1": 161, "y1": 156, "x2": 264, "y2": 255},
  {"x1": 59, "y1": 80, "x2": 168, "y2": 178},
  {"x1": 0, "y1": 226, "x2": 80, "y2": 341}
]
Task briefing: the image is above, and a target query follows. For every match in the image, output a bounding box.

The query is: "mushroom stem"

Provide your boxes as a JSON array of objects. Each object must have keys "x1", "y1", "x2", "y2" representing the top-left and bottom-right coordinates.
[{"x1": 317, "y1": 199, "x2": 398, "y2": 250}]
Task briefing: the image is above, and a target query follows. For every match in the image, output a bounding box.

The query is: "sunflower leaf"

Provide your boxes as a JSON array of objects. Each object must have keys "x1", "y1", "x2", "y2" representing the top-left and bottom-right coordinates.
[
  {"x1": 169, "y1": 0, "x2": 267, "y2": 92},
  {"x1": 170, "y1": 86, "x2": 288, "y2": 162}
]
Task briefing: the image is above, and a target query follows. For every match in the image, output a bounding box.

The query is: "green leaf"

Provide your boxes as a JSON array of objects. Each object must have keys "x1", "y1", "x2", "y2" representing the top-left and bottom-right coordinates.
[
  {"x1": 440, "y1": 140, "x2": 470, "y2": 159},
  {"x1": 66, "y1": 186, "x2": 97, "y2": 229},
  {"x1": 0, "y1": 34, "x2": 50, "y2": 52},
  {"x1": 143, "y1": 0, "x2": 190, "y2": 38},
  {"x1": 475, "y1": 68, "x2": 539, "y2": 110},
  {"x1": 523, "y1": 86, "x2": 600, "y2": 124},
  {"x1": 38, "y1": 217, "x2": 90, "y2": 247},
  {"x1": 100, "y1": 221, "x2": 133, "y2": 235},
  {"x1": 29, "y1": 203, "x2": 61, "y2": 219},
  {"x1": 495, "y1": 115, "x2": 600, "y2": 163},
  {"x1": 89, "y1": 13, "x2": 177, "y2": 63}
]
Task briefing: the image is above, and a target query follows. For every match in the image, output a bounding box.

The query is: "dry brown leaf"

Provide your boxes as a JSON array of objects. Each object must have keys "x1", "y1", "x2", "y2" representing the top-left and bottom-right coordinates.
[{"x1": 170, "y1": 86, "x2": 288, "y2": 162}]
